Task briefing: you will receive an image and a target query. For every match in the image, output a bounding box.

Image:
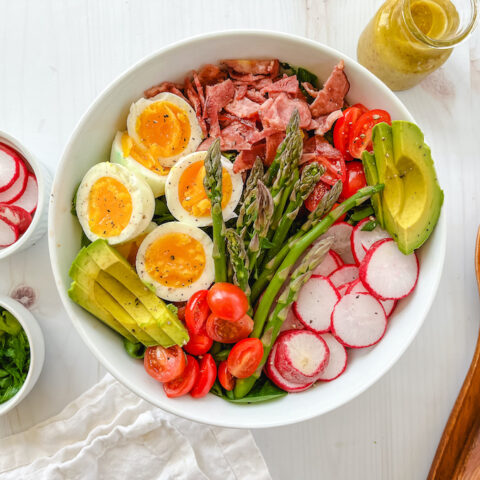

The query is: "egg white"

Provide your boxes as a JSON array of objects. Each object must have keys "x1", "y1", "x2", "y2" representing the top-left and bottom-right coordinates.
[
  {"x1": 110, "y1": 131, "x2": 168, "y2": 197},
  {"x1": 136, "y1": 222, "x2": 215, "y2": 302},
  {"x1": 165, "y1": 151, "x2": 243, "y2": 227},
  {"x1": 126, "y1": 92, "x2": 203, "y2": 168},
  {"x1": 76, "y1": 162, "x2": 155, "y2": 245}
]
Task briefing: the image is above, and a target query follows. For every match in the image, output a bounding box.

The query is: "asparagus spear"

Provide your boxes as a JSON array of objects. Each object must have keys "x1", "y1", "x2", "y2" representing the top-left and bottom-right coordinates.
[
  {"x1": 203, "y1": 138, "x2": 227, "y2": 283},
  {"x1": 236, "y1": 157, "x2": 264, "y2": 239},
  {"x1": 233, "y1": 236, "x2": 334, "y2": 398},
  {"x1": 225, "y1": 228, "x2": 250, "y2": 297},
  {"x1": 265, "y1": 162, "x2": 323, "y2": 262},
  {"x1": 250, "y1": 183, "x2": 384, "y2": 339},
  {"x1": 247, "y1": 181, "x2": 274, "y2": 275},
  {"x1": 251, "y1": 179, "x2": 343, "y2": 303},
  {"x1": 264, "y1": 110, "x2": 301, "y2": 187}
]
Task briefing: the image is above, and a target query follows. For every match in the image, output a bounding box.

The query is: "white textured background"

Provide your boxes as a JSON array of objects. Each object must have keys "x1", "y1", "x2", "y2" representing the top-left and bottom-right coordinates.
[{"x1": 0, "y1": 1, "x2": 479, "y2": 478}]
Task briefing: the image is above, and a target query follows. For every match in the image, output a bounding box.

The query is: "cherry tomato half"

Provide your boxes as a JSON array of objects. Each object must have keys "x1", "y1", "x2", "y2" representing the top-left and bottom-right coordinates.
[
  {"x1": 207, "y1": 283, "x2": 249, "y2": 322},
  {"x1": 190, "y1": 354, "x2": 217, "y2": 398},
  {"x1": 184, "y1": 331, "x2": 213, "y2": 356},
  {"x1": 218, "y1": 360, "x2": 235, "y2": 391},
  {"x1": 348, "y1": 109, "x2": 391, "y2": 159},
  {"x1": 340, "y1": 161, "x2": 367, "y2": 200},
  {"x1": 304, "y1": 180, "x2": 329, "y2": 212},
  {"x1": 163, "y1": 355, "x2": 199, "y2": 398},
  {"x1": 185, "y1": 290, "x2": 210, "y2": 335},
  {"x1": 144, "y1": 345, "x2": 186, "y2": 383},
  {"x1": 206, "y1": 313, "x2": 254, "y2": 343},
  {"x1": 333, "y1": 106, "x2": 365, "y2": 161},
  {"x1": 227, "y1": 338, "x2": 264, "y2": 379}
]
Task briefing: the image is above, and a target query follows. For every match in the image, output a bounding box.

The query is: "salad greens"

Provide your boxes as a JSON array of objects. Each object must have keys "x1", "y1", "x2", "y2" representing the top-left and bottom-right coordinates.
[
  {"x1": 280, "y1": 62, "x2": 320, "y2": 101},
  {"x1": 0, "y1": 307, "x2": 30, "y2": 404},
  {"x1": 123, "y1": 338, "x2": 146, "y2": 359}
]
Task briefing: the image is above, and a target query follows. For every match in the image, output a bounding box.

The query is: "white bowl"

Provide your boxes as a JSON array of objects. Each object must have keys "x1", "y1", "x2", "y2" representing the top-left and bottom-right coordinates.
[
  {"x1": 48, "y1": 30, "x2": 446, "y2": 429},
  {"x1": 0, "y1": 295, "x2": 45, "y2": 415},
  {"x1": 0, "y1": 130, "x2": 51, "y2": 260}
]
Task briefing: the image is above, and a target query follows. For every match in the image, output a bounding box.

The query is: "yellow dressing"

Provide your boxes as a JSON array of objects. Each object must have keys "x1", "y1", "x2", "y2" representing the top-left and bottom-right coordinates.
[
  {"x1": 88, "y1": 177, "x2": 133, "y2": 237},
  {"x1": 135, "y1": 101, "x2": 191, "y2": 159},
  {"x1": 145, "y1": 233, "x2": 205, "y2": 288},
  {"x1": 121, "y1": 133, "x2": 170, "y2": 176},
  {"x1": 178, "y1": 161, "x2": 233, "y2": 217}
]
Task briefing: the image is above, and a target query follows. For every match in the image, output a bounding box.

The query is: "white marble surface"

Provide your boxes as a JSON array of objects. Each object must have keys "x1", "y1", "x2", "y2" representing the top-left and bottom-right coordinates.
[{"x1": 0, "y1": 1, "x2": 478, "y2": 478}]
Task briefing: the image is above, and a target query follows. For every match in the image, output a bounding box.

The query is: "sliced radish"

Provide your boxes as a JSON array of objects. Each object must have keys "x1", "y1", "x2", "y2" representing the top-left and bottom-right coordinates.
[
  {"x1": 317, "y1": 333, "x2": 348, "y2": 381},
  {"x1": 0, "y1": 217, "x2": 19, "y2": 247},
  {"x1": 279, "y1": 307, "x2": 305, "y2": 333},
  {"x1": 317, "y1": 222, "x2": 354, "y2": 264},
  {"x1": 331, "y1": 292, "x2": 387, "y2": 348},
  {"x1": 338, "y1": 281, "x2": 354, "y2": 297},
  {"x1": 11, "y1": 173, "x2": 38, "y2": 215},
  {"x1": 265, "y1": 344, "x2": 314, "y2": 393},
  {"x1": 274, "y1": 330, "x2": 329, "y2": 384},
  {"x1": 329, "y1": 264, "x2": 359, "y2": 289},
  {"x1": 346, "y1": 279, "x2": 397, "y2": 317},
  {"x1": 312, "y1": 249, "x2": 343, "y2": 276},
  {"x1": 359, "y1": 238, "x2": 419, "y2": 300},
  {"x1": 0, "y1": 158, "x2": 27, "y2": 204},
  {"x1": 351, "y1": 218, "x2": 391, "y2": 264},
  {"x1": 0, "y1": 144, "x2": 20, "y2": 193},
  {"x1": 294, "y1": 276, "x2": 340, "y2": 333},
  {"x1": 0, "y1": 204, "x2": 31, "y2": 234}
]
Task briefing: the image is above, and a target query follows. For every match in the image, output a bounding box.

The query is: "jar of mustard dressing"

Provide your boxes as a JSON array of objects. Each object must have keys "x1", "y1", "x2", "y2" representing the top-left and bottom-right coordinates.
[{"x1": 357, "y1": 0, "x2": 478, "y2": 90}]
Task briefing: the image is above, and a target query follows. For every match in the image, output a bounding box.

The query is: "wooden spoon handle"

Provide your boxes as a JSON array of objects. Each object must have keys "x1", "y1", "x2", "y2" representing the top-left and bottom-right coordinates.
[{"x1": 427, "y1": 227, "x2": 480, "y2": 479}]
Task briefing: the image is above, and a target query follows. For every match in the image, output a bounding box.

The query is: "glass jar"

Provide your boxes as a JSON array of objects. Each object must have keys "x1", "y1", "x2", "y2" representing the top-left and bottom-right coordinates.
[{"x1": 357, "y1": 0, "x2": 478, "y2": 90}]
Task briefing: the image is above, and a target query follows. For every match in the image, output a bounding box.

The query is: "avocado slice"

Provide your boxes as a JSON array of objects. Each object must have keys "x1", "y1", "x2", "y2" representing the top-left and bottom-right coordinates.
[
  {"x1": 391, "y1": 120, "x2": 444, "y2": 254},
  {"x1": 361, "y1": 151, "x2": 384, "y2": 228},
  {"x1": 68, "y1": 281, "x2": 138, "y2": 343},
  {"x1": 70, "y1": 252, "x2": 157, "y2": 346},
  {"x1": 86, "y1": 240, "x2": 189, "y2": 347}
]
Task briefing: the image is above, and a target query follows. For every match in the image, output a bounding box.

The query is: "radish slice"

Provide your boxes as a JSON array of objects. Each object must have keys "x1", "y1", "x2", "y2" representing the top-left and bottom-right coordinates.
[
  {"x1": 329, "y1": 264, "x2": 359, "y2": 289},
  {"x1": 346, "y1": 279, "x2": 397, "y2": 317},
  {"x1": 0, "y1": 204, "x2": 32, "y2": 234},
  {"x1": 0, "y1": 217, "x2": 19, "y2": 247},
  {"x1": 0, "y1": 159, "x2": 27, "y2": 204},
  {"x1": 265, "y1": 344, "x2": 314, "y2": 393},
  {"x1": 359, "y1": 238, "x2": 419, "y2": 300},
  {"x1": 338, "y1": 281, "x2": 354, "y2": 297},
  {"x1": 312, "y1": 249, "x2": 343, "y2": 276},
  {"x1": 317, "y1": 333, "x2": 348, "y2": 381},
  {"x1": 279, "y1": 307, "x2": 305, "y2": 333},
  {"x1": 331, "y1": 292, "x2": 387, "y2": 348},
  {"x1": 294, "y1": 276, "x2": 340, "y2": 333},
  {"x1": 351, "y1": 218, "x2": 369, "y2": 264},
  {"x1": 11, "y1": 173, "x2": 38, "y2": 215},
  {"x1": 274, "y1": 330, "x2": 329, "y2": 384},
  {"x1": 316, "y1": 222, "x2": 354, "y2": 264},
  {"x1": 0, "y1": 144, "x2": 20, "y2": 193}
]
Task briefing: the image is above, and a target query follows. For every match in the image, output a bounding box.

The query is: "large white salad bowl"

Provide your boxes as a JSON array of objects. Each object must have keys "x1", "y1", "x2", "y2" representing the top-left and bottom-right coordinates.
[{"x1": 49, "y1": 30, "x2": 446, "y2": 428}]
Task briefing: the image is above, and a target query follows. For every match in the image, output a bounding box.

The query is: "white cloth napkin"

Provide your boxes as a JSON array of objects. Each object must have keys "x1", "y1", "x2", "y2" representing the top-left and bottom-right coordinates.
[{"x1": 0, "y1": 375, "x2": 271, "y2": 480}]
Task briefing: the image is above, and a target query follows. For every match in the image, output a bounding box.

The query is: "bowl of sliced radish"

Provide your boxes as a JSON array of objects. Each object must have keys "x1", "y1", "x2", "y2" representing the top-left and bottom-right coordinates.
[{"x1": 0, "y1": 130, "x2": 50, "y2": 259}]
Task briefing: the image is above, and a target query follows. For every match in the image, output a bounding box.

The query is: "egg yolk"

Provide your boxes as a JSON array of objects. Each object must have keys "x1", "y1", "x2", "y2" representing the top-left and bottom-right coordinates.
[
  {"x1": 88, "y1": 177, "x2": 133, "y2": 237},
  {"x1": 178, "y1": 161, "x2": 233, "y2": 217},
  {"x1": 145, "y1": 233, "x2": 205, "y2": 288},
  {"x1": 136, "y1": 101, "x2": 191, "y2": 159},
  {"x1": 121, "y1": 133, "x2": 170, "y2": 176}
]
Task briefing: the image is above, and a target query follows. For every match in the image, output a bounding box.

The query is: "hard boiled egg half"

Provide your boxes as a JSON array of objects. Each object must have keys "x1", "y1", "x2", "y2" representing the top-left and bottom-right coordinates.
[
  {"x1": 136, "y1": 222, "x2": 215, "y2": 302},
  {"x1": 110, "y1": 131, "x2": 170, "y2": 197},
  {"x1": 165, "y1": 151, "x2": 243, "y2": 227},
  {"x1": 76, "y1": 162, "x2": 155, "y2": 245},
  {"x1": 126, "y1": 92, "x2": 203, "y2": 169}
]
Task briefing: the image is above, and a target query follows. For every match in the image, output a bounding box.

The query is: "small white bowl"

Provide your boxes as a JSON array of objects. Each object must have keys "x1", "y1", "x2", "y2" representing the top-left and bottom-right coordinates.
[
  {"x1": 0, "y1": 131, "x2": 51, "y2": 260},
  {"x1": 0, "y1": 295, "x2": 45, "y2": 416}
]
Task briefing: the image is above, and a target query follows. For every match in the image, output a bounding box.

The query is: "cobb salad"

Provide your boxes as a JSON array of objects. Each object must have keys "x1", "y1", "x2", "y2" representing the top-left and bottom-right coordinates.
[{"x1": 68, "y1": 58, "x2": 443, "y2": 402}]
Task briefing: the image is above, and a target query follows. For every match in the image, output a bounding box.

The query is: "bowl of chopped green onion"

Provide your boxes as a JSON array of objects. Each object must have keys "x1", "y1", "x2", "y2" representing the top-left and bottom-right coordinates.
[{"x1": 0, "y1": 295, "x2": 45, "y2": 415}]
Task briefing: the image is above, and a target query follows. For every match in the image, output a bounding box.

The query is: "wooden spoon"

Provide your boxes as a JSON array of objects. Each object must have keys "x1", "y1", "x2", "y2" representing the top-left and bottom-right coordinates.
[{"x1": 428, "y1": 226, "x2": 480, "y2": 479}]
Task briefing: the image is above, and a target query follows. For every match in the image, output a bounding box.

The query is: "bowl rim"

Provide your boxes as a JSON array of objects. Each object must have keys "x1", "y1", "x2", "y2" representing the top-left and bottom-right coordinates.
[
  {"x1": 48, "y1": 29, "x2": 447, "y2": 428},
  {"x1": 0, "y1": 295, "x2": 45, "y2": 415},
  {"x1": 0, "y1": 130, "x2": 47, "y2": 260}
]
